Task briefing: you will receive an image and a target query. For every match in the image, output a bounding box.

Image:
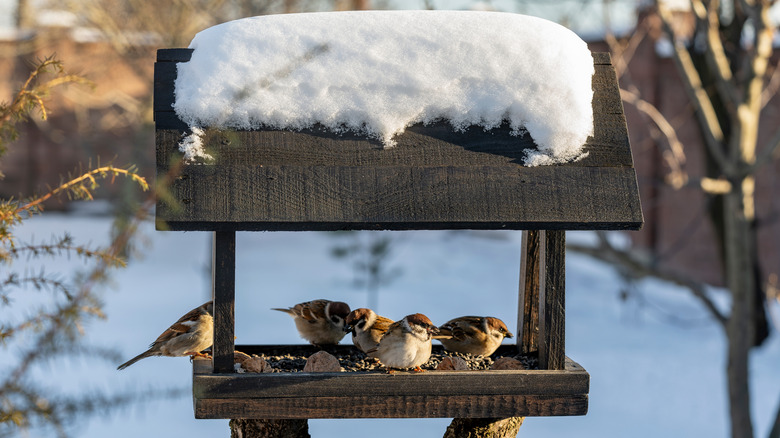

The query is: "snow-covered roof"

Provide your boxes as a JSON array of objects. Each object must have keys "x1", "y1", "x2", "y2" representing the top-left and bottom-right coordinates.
[{"x1": 173, "y1": 10, "x2": 595, "y2": 166}]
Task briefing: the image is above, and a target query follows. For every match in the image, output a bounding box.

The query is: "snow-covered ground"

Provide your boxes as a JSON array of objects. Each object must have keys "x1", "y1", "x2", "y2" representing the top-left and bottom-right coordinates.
[{"x1": 7, "y1": 207, "x2": 779, "y2": 437}]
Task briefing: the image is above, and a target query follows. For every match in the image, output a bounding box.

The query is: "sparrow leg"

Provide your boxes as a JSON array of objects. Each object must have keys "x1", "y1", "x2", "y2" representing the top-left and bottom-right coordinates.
[
  {"x1": 412, "y1": 366, "x2": 425, "y2": 373},
  {"x1": 188, "y1": 351, "x2": 212, "y2": 359}
]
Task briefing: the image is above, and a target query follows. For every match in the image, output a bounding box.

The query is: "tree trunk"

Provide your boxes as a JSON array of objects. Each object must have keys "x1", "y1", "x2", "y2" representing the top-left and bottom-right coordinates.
[
  {"x1": 443, "y1": 418, "x2": 524, "y2": 438},
  {"x1": 229, "y1": 419, "x2": 310, "y2": 438},
  {"x1": 723, "y1": 189, "x2": 755, "y2": 438}
]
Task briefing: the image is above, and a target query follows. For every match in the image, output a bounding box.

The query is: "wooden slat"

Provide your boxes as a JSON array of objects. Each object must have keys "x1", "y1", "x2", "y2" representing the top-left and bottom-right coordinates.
[
  {"x1": 212, "y1": 231, "x2": 236, "y2": 373},
  {"x1": 157, "y1": 48, "x2": 193, "y2": 62},
  {"x1": 153, "y1": 115, "x2": 632, "y2": 169},
  {"x1": 153, "y1": 53, "x2": 632, "y2": 168},
  {"x1": 194, "y1": 368, "x2": 588, "y2": 399},
  {"x1": 194, "y1": 394, "x2": 588, "y2": 419},
  {"x1": 153, "y1": 62, "x2": 178, "y2": 114},
  {"x1": 592, "y1": 63, "x2": 625, "y2": 116},
  {"x1": 191, "y1": 351, "x2": 589, "y2": 419},
  {"x1": 538, "y1": 230, "x2": 566, "y2": 370},
  {"x1": 518, "y1": 230, "x2": 540, "y2": 354},
  {"x1": 592, "y1": 52, "x2": 611, "y2": 65},
  {"x1": 155, "y1": 164, "x2": 642, "y2": 231}
]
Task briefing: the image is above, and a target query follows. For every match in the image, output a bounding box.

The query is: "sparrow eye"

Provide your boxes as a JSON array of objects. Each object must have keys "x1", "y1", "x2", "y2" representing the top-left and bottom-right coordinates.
[
  {"x1": 357, "y1": 321, "x2": 366, "y2": 329},
  {"x1": 331, "y1": 316, "x2": 342, "y2": 324}
]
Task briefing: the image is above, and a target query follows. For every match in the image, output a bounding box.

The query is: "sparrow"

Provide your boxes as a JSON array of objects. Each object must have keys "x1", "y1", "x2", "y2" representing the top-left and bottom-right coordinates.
[
  {"x1": 117, "y1": 301, "x2": 213, "y2": 370},
  {"x1": 368, "y1": 313, "x2": 439, "y2": 372},
  {"x1": 272, "y1": 299, "x2": 351, "y2": 346},
  {"x1": 344, "y1": 308, "x2": 394, "y2": 356},
  {"x1": 436, "y1": 316, "x2": 513, "y2": 357}
]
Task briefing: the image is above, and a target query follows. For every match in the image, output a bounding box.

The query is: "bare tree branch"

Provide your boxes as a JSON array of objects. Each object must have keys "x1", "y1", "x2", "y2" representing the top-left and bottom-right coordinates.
[
  {"x1": 620, "y1": 87, "x2": 687, "y2": 187},
  {"x1": 567, "y1": 233, "x2": 728, "y2": 326},
  {"x1": 733, "y1": 0, "x2": 775, "y2": 165},
  {"x1": 748, "y1": 125, "x2": 780, "y2": 173},
  {"x1": 760, "y1": 63, "x2": 780, "y2": 109},
  {"x1": 691, "y1": 0, "x2": 740, "y2": 117},
  {"x1": 656, "y1": 1, "x2": 734, "y2": 175},
  {"x1": 604, "y1": 23, "x2": 649, "y2": 79}
]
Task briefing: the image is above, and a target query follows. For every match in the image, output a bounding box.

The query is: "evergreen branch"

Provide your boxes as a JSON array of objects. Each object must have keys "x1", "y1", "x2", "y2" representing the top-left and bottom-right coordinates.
[
  {"x1": 0, "y1": 56, "x2": 92, "y2": 156},
  {"x1": 0, "y1": 165, "x2": 148, "y2": 222},
  {"x1": 0, "y1": 272, "x2": 72, "y2": 300},
  {"x1": 7, "y1": 239, "x2": 126, "y2": 268}
]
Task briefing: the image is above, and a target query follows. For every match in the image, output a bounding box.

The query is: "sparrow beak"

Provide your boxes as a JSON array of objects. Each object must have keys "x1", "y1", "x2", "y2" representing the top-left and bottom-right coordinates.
[
  {"x1": 429, "y1": 326, "x2": 440, "y2": 336},
  {"x1": 505, "y1": 331, "x2": 514, "y2": 339},
  {"x1": 344, "y1": 325, "x2": 354, "y2": 334}
]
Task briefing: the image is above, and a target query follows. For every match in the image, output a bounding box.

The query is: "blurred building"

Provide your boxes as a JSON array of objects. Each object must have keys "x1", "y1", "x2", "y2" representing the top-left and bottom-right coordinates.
[{"x1": 588, "y1": 5, "x2": 780, "y2": 288}]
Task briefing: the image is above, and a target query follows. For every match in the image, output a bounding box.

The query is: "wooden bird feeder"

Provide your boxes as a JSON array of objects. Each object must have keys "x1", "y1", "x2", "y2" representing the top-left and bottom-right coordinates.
[{"x1": 154, "y1": 48, "x2": 642, "y2": 420}]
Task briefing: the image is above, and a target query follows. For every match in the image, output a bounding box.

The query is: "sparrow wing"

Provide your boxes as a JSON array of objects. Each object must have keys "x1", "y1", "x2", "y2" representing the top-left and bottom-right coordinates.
[
  {"x1": 445, "y1": 316, "x2": 485, "y2": 341},
  {"x1": 296, "y1": 300, "x2": 329, "y2": 323},
  {"x1": 150, "y1": 304, "x2": 208, "y2": 346},
  {"x1": 369, "y1": 315, "x2": 395, "y2": 335},
  {"x1": 379, "y1": 320, "x2": 405, "y2": 341}
]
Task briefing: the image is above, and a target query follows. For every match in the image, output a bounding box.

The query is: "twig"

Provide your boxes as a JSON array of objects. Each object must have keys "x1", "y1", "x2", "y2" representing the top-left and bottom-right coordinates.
[
  {"x1": 567, "y1": 233, "x2": 728, "y2": 326},
  {"x1": 656, "y1": 1, "x2": 733, "y2": 175},
  {"x1": 620, "y1": 87, "x2": 687, "y2": 186}
]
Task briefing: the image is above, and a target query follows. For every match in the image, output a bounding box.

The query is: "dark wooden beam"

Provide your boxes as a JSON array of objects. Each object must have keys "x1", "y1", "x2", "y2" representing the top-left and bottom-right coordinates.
[
  {"x1": 539, "y1": 230, "x2": 566, "y2": 370},
  {"x1": 195, "y1": 394, "x2": 588, "y2": 419},
  {"x1": 518, "y1": 230, "x2": 540, "y2": 355},
  {"x1": 212, "y1": 231, "x2": 236, "y2": 373}
]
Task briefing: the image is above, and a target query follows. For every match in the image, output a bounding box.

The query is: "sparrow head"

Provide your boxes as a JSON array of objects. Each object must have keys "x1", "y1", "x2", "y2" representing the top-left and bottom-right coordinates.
[
  {"x1": 345, "y1": 308, "x2": 374, "y2": 333},
  {"x1": 405, "y1": 313, "x2": 440, "y2": 337},
  {"x1": 325, "y1": 301, "x2": 351, "y2": 329},
  {"x1": 202, "y1": 301, "x2": 214, "y2": 316},
  {"x1": 486, "y1": 316, "x2": 513, "y2": 339}
]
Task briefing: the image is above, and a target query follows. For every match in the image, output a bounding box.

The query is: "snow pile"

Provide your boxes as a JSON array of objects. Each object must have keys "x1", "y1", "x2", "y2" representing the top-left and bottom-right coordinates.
[
  {"x1": 177, "y1": 127, "x2": 212, "y2": 162},
  {"x1": 173, "y1": 10, "x2": 595, "y2": 166}
]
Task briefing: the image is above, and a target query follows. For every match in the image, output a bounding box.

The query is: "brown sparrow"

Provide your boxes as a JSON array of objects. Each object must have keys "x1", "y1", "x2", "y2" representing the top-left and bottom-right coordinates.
[
  {"x1": 117, "y1": 301, "x2": 213, "y2": 370},
  {"x1": 436, "y1": 316, "x2": 513, "y2": 356},
  {"x1": 368, "y1": 313, "x2": 439, "y2": 372},
  {"x1": 272, "y1": 299, "x2": 351, "y2": 346},
  {"x1": 344, "y1": 308, "x2": 394, "y2": 356}
]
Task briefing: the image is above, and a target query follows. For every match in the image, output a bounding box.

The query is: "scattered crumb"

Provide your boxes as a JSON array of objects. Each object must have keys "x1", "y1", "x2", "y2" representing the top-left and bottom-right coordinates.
[{"x1": 241, "y1": 348, "x2": 538, "y2": 373}]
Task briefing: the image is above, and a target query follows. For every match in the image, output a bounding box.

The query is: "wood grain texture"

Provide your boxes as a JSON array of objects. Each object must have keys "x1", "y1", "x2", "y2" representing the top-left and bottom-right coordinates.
[
  {"x1": 518, "y1": 230, "x2": 540, "y2": 355},
  {"x1": 155, "y1": 164, "x2": 642, "y2": 231},
  {"x1": 153, "y1": 52, "x2": 643, "y2": 232},
  {"x1": 443, "y1": 417, "x2": 525, "y2": 438},
  {"x1": 154, "y1": 115, "x2": 632, "y2": 168},
  {"x1": 229, "y1": 419, "x2": 310, "y2": 438},
  {"x1": 212, "y1": 231, "x2": 236, "y2": 373},
  {"x1": 194, "y1": 367, "x2": 589, "y2": 399},
  {"x1": 192, "y1": 347, "x2": 588, "y2": 419},
  {"x1": 195, "y1": 394, "x2": 588, "y2": 419},
  {"x1": 538, "y1": 231, "x2": 566, "y2": 371}
]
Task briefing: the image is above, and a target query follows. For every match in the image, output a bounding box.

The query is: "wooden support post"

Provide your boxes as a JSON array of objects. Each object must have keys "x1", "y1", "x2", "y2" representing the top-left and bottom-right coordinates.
[
  {"x1": 229, "y1": 419, "x2": 310, "y2": 438},
  {"x1": 212, "y1": 230, "x2": 236, "y2": 373},
  {"x1": 443, "y1": 417, "x2": 524, "y2": 438},
  {"x1": 538, "y1": 230, "x2": 565, "y2": 370},
  {"x1": 517, "y1": 230, "x2": 540, "y2": 355}
]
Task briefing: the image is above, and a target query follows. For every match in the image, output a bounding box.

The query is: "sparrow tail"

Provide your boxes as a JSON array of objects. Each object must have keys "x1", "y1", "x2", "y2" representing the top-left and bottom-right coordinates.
[{"x1": 117, "y1": 350, "x2": 154, "y2": 370}]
